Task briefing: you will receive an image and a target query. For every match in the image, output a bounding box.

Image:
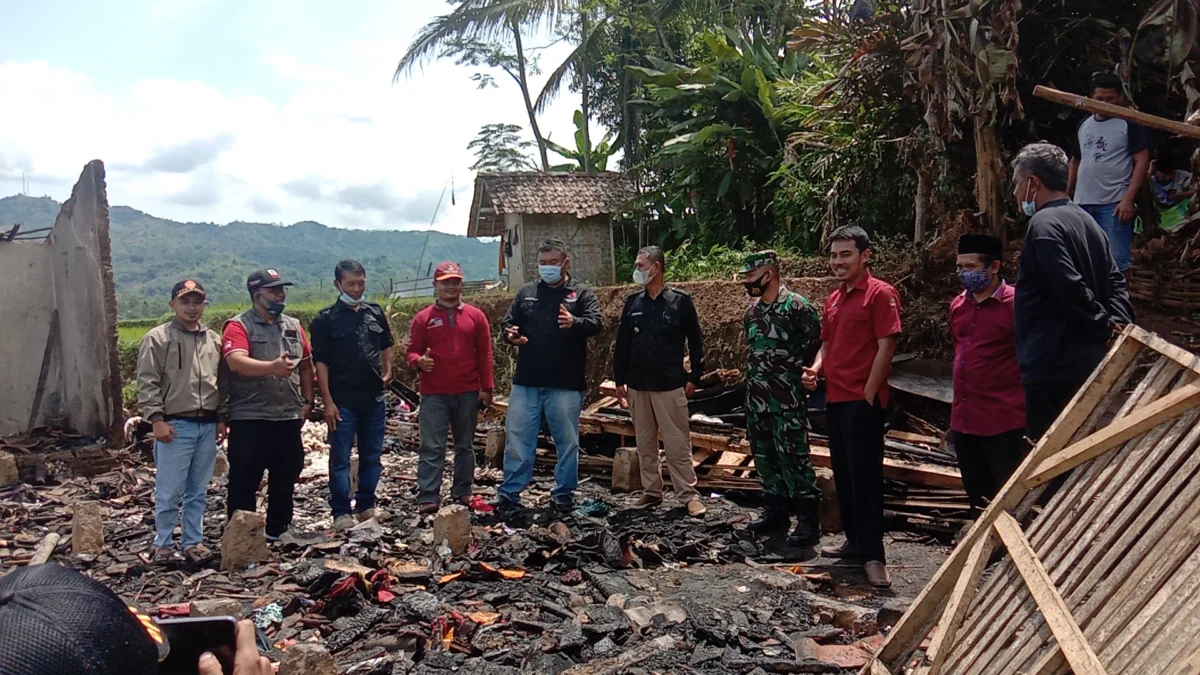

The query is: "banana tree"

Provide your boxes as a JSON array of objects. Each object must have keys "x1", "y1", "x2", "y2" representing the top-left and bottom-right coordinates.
[{"x1": 545, "y1": 110, "x2": 619, "y2": 172}]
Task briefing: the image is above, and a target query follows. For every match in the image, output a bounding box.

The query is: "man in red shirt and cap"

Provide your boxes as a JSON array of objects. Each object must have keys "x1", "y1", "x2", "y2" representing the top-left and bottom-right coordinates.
[
  {"x1": 950, "y1": 234, "x2": 1027, "y2": 514},
  {"x1": 804, "y1": 225, "x2": 901, "y2": 589},
  {"x1": 407, "y1": 261, "x2": 495, "y2": 514}
]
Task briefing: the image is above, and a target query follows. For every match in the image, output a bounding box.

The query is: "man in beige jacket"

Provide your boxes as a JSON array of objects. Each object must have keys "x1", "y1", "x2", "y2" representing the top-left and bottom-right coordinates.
[{"x1": 137, "y1": 280, "x2": 226, "y2": 564}]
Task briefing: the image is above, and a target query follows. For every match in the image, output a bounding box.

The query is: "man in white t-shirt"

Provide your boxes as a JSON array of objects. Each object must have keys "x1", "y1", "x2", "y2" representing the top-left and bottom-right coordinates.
[{"x1": 1068, "y1": 72, "x2": 1152, "y2": 280}]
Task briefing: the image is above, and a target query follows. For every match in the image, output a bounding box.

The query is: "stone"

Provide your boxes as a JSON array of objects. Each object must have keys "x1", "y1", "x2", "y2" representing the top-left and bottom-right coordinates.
[
  {"x1": 221, "y1": 510, "x2": 270, "y2": 571},
  {"x1": 803, "y1": 592, "x2": 878, "y2": 635},
  {"x1": 279, "y1": 643, "x2": 336, "y2": 675},
  {"x1": 433, "y1": 504, "x2": 471, "y2": 554},
  {"x1": 605, "y1": 593, "x2": 628, "y2": 609},
  {"x1": 484, "y1": 429, "x2": 506, "y2": 469},
  {"x1": 72, "y1": 501, "x2": 105, "y2": 555},
  {"x1": 549, "y1": 521, "x2": 571, "y2": 540},
  {"x1": 191, "y1": 598, "x2": 244, "y2": 619},
  {"x1": 568, "y1": 594, "x2": 589, "y2": 609},
  {"x1": 611, "y1": 447, "x2": 642, "y2": 492},
  {"x1": 815, "y1": 467, "x2": 841, "y2": 534},
  {"x1": 402, "y1": 591, "x2": 442, "y2": 622},
  {"x1": 212, "y1": 450, "x2": 229, "y2": 479},
  {"x1": 0, "y1": 452, "x2": 18, "y2": 486}
]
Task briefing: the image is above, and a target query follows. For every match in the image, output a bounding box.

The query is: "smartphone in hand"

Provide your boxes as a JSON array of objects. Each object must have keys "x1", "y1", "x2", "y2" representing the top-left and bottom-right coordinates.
[{"x1": 157, "y1": 616, "x2": 237, "y2": 675}]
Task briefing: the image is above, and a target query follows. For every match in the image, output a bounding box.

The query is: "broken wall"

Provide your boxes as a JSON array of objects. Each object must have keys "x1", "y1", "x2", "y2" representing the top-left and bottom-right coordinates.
[{"x1": 0, "y1": 161, "x2": 122, "y2": 443}]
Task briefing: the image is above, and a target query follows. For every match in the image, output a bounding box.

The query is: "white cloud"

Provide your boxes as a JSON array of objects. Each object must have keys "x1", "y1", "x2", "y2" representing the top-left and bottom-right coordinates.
[{"x1": 0, "y1": 21, "x2": 602, "y2": 234}]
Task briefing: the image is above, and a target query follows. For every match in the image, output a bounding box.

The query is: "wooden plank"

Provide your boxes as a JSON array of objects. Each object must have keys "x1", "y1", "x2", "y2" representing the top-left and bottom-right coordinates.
[
  {"x1": 992, "y1": 513, "x2": 1107, "y2": 675},
  {"x1": 864, "y1": 332, "x2": 1142, "y2": 672},
  {"x1": 28, "y1": 533, "x2": 60, "y2": 565},
  {"x1": 1128, "y1": 326, "x2": 1200, "y2": 375},
  {"x1": 924, "y1": 532, "x2": 998, "y2": 675},
  {"x1": 1026, "y1": 382, "x2": 1200, "y2": 486},
  {"x1": 1104, "y1": 541, "x2": 1200, "y2": 673},
  {"x1": 1033, "y1": 85, "x2": 1200, "y2": 140}
]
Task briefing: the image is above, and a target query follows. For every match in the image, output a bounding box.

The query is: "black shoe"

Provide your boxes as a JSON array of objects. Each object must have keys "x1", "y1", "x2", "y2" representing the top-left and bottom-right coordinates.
[
  {"x1": 787, "y1": 499, "x2": 820, "y2": 546},
  {"x1": 748, "y1": 496, "x2": 790, "y2": 533},
  {"x1": 552, "y1": 496, "x2": 574, "y2": 514},
  {"x1": 492, "y1": 496, "x2": 521, "y2": 520}
]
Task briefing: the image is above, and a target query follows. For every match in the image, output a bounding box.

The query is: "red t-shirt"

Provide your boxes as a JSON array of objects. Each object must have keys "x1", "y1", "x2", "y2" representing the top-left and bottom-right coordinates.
[
  {"x1": 949, "y1": 282, "x2": 1026, "y2": 436},
  {"x1": 821, "y1": 272, "x2": 902, "y2": 406},
  {"x1": 406, "y1": 302, "x2": 495, "y2": 396},
  {"x1": 221, "y1": 321, "x2": 312, "y2": 360}
]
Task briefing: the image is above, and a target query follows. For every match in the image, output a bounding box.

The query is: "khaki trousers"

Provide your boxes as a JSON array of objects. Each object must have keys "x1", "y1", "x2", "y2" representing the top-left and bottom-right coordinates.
[{"x1": 628, "y1": 387, "x2": 699, "y2": 499}]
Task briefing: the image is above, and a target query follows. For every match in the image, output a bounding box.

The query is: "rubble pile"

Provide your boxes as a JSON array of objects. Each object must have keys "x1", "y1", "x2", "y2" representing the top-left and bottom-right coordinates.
[{"x1": 0, "y1": 414, "x2": 948, "y2": 674}]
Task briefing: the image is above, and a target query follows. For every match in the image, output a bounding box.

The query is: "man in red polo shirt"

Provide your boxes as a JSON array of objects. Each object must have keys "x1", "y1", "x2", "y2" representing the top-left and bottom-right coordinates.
[
  {"x1": 950, "y1": 234, "x2": 1027, "y2": 514},
  {"x1": 803, "y1": 225, "x2": 901, "y2": 589},
  {"x1": 407, "y1": 261, "x2": 495, "y2": 514}
]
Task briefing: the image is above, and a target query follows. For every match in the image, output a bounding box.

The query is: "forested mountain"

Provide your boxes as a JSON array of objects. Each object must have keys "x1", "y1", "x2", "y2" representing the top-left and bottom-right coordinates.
[{"x1": 0, "y1": 195, "x2": 495, "y2": 317}]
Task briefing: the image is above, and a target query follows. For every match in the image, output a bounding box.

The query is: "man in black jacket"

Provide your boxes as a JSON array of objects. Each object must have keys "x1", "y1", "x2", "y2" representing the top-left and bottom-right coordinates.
[
  {"x1": 497, "y1": 239, "x2": 604, "y2": 515},
  {"x1": 1011, "y1": 142, "x2": 1135, "y2": 441},
  {"x1": 613, "y1": 246, "x2": 707, "y2": 517}
]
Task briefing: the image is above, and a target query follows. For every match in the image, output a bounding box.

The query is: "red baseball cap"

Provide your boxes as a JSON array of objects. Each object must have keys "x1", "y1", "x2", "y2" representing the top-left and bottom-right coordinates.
[{"x1": 434, "y1": 261, "x2": 464, "y2": 281}]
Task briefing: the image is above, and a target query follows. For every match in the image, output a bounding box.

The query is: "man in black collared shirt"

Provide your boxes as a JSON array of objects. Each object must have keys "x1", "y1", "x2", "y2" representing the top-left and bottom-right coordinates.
[
  {"x1": 310, "y1": 260, "x2": 395, "y2": 531},
  {"x1": 613, "y1": 246, "x2": 707, "y2": 516},
  {"x1": 496, "y1": 239, "x2": 604, "y2": 515}
]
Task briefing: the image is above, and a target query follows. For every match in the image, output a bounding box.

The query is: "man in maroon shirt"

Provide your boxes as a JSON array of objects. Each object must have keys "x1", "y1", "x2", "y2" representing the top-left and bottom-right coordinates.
[
  {"x1": 803, "y1": 226, "x2": 901, "y2": 589},
  {"x1": 407, "y1": 261, "x2": 495, "y2": 514},
  {"x1": 950, "y1": 235, "x2": 1027, "y2": 513}
]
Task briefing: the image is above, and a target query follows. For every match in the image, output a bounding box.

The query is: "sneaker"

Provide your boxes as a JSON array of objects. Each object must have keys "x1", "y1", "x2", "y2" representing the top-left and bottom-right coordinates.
[
  {"x1": 418, "y1": 502, "x2": 440, "y2": 515},
  {"x1": 333, "y1": 515, "x2": 357, "y2": 531},
  {"x1": 686, "y1": 498, "x2": 707, "y2": 517},
  {"x1": 820, "y1": 540, "x2": 859, "y2": 558},
  {"x1": 357, "y1": 508, "x2": 389, "y2": 523},
  {"x1": 492, "y1": 496, "x2": 521, "y2": 520},
  {"x1": 152, "y1": 546, "x2": 179, "y2": 564},
  {"x1": 265, "y1": 531, "x2": 285, "y2": 544},
  {"x1": 552, "y1": 496, "x2": 574, "y2": 514},
  {"x1": 865, "y1": 560, "x2": 892, "y2": 589},
  {"x1": 633, "y1": 494, "x2": 663, "y2": 508},
  {"x1": 182, "y1": 544, "x2": 213, "y2": 565}
]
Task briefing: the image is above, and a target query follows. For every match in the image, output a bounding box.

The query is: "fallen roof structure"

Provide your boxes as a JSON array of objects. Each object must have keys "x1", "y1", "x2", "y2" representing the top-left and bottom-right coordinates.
[{"x1": 864, "y1": 325, "x2": 1200, "y2": 675}]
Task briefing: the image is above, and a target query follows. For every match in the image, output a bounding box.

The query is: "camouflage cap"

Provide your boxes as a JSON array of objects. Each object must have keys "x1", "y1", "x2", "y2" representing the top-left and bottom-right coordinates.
[{"x1": 739, "y1": 250, "x2": 779, "y2": 274}]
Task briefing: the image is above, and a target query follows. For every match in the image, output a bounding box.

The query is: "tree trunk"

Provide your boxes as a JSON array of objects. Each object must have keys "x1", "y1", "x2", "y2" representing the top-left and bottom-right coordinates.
[
  {"x1": 974, "y1": 114, "x2": 1006, "y2": 241},
  {"x1": 513, "y1": 22, "x2": 550, "y2": 171},
  {"x1": 580, "y1": 12, "x2": 594, "y2": 174},
  {"x1": 914, "y1": 161, "x2": 933, "y2": 243}
]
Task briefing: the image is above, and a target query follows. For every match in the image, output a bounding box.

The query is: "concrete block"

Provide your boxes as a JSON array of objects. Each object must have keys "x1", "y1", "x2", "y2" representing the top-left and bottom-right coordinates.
[
  {"x1": 0, "y1": 452, "x2": 18, "y2": 486},
  {"x1": 803, "y1": 592, "x2": 878, "y2": 636},
  {"x1": 212, "y1": 450, "x2": 229, "y2": 479},
  {"x1": 611, "y1": 448, "x2": 642, "y2": 492},
  {"x1": 815, "y1": 467, "x2": 841, "y2": 534},
  {"x1": 279, "y1": 643, "x2": 336, "y2": 675},
  {"x1": 191, "y1": 598, "x2": 244, "y2": 619},
  {"x1": 221, "y1": 510, "x2": 270, "y2": 571},
  {"x1": 433, "y1": 504, "x2": 471, "y2": 554},
  {"x1": 72, "y1": 501, "x2": 105, "y2": 555},
  {"x1": 484, "y1": 429, "x2": 505, "y2": 469}
]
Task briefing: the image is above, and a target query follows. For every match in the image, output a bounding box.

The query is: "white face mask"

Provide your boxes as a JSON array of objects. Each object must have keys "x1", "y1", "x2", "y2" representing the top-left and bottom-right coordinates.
[{"x1": 632, "y1": 267, "x2": 654, "y2": 287}]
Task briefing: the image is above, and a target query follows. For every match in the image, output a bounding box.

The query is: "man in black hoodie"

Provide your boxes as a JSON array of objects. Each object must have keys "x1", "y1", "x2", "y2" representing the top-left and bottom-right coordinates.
[
  {"x1": 1011, "y1": 142, "x2": 1135, "y2": 441},
  {"x1": 496, "y1": 239, "x2": 604, "y2": 515}
]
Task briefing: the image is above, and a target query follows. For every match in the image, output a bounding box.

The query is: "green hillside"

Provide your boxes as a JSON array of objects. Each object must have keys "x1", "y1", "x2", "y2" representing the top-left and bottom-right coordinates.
[{"x1": 0, "y1": 195, "x2": 496, "y2": 318}]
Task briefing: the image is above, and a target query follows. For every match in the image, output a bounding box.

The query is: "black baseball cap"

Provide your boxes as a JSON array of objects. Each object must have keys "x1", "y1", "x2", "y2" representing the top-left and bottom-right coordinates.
[
  {"x1": 0, "y1": 563, "x2": 167, "y2": 675},
  {"x1": 246, "y1": 268, "x2": 294, "y2": 293},
  {"x1": 171, "y1": 279, "x2": 207, "y2": 300}
]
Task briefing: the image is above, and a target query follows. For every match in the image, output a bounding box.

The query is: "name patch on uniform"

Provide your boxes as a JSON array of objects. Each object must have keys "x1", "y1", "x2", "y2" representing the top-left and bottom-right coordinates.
[{"x1": 428, "y1": 317, "x2": 444, "y2": 328}]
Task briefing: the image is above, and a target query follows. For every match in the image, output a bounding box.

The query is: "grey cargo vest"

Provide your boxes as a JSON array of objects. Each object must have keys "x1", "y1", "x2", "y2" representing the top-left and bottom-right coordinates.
[{"x1": 226, "y1": 309, "x2": 305, "y2": 422}]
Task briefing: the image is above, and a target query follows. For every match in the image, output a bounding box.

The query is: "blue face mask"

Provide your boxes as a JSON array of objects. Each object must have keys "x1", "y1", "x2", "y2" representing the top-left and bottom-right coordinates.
[
  {"x1": 959, "y1": 268, "x2": 993, "y2": 294},
  {"x1": 539, "y1": 264, "x2": 563, "y2": 285},
  {"x1": 1021, "y1": 179, "x2": 1038, "y2": 218},
  {"x1": 339, "y1": 292, "x2": 362, "y2": 306}
]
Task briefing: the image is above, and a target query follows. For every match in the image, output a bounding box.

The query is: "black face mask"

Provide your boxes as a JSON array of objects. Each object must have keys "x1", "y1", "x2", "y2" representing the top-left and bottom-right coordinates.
[
  {"x1": 258, "y1": 293, "x2": 286, "y2": 317},
  {"x1": 744, "y1": 272, "x2": 771, "y2": 298}
]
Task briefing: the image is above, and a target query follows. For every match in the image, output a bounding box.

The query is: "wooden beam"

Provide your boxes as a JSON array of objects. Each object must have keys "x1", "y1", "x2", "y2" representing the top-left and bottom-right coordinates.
[
  {"x1": 1127, "y1": 327, "x2": 1200, "y2": 375},
  {"x1": 1026, "y1": 382, "x2": 1200, "y2": 486},
  {"x1": 1034, "y1": 85, "x2": 1200, "y2": 140},
  {"x1": 992, "y1": 512, "x2": 1107, "y2": 675},
  {"x1": 924, "y1": 531, "x2": 998, "y2": 675},
  {"x1": 29, "y1": 533, "x2": 61, "y2": 565}
]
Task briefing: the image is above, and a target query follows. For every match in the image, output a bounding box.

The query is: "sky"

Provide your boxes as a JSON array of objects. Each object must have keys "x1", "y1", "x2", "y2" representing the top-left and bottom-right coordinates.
[{"x1": 0, "y1": 0, "x2": 592, "y2": 235}]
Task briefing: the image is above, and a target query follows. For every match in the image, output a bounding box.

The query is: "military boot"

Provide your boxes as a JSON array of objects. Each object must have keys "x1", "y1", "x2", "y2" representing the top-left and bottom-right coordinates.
[
  {"x1": 787, "y1": 499, "x2": 820, "y2": 546},
  {"x1": 748, "y1": 496, "x2": 791, "y2": 533}
]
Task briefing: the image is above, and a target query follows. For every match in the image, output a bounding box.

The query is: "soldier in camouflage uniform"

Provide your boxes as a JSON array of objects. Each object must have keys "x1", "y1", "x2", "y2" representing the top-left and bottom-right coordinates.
[{"x1": 741, "y1": 251, "x2": 823, "y2": 545}]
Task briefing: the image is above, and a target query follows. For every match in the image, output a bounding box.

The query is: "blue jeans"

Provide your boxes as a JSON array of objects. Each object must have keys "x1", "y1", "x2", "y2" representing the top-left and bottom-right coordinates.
[
  {"x1": 417, "y1": 392, "x2": 480, "y2": 504},
  {"x1": 153, "y1": 419, "x2": 218, "y2": 548},
  {"x1": 499, "y1": 385, "x2": 583, "y2": 503},
  {"x1": 1082, "y1": 203, "x2": 1132, "y2": 272},
  {"x1": 328, "y1": 399, "x2": 386, "y2": 517}
]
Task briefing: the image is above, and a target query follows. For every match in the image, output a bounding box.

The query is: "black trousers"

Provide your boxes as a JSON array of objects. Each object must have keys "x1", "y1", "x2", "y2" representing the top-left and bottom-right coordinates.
[
  {"x1": 826, "y1": 400, "x2": 886, "y2": 561},
  {"x1": 951, "y1": 429, "x2": 1029, "y2": 511},
  {"x1": 1024, "y1": 381, "x2": 1085, "y2": 443},
  {"x1": 226, "y1": 419, "x2": 305, "y2": 537}
]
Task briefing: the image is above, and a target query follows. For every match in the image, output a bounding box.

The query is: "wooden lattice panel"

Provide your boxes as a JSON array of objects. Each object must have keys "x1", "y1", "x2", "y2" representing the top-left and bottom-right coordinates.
[{"x1": 864, "y1": 326, "x2": 1200, "y2": 675}]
